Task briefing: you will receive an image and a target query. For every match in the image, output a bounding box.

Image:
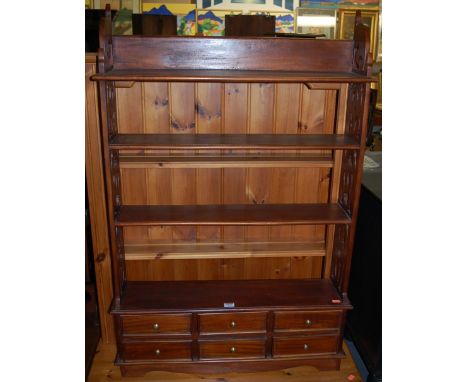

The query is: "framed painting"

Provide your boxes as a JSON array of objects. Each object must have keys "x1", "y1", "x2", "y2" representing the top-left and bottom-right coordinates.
[
  {"x1": 196, "y1": 0, "x2": 299, "y2": 13},
  {"x1": 94, "y1": 0, "x2": 140, "y2": 12},
  {"x1": 143, "y1": 3, "x2": 197, "y2": 35},
  {"x1": 177, "y1": 10, "x2": 197, "y2": 36},
  {"x1": 112, "y1": 8, "x2": 133, "y2": 35},
  {"x1": 337, "y1": 8, "x2": 379, "y2": 61},
  {"x1": 196, "y1": 9, "x2": 242, "y2": 36}
]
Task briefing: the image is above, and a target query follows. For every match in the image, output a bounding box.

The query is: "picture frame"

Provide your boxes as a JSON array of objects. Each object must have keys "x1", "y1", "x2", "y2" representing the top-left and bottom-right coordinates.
[
  {"x1": 337, "y1": 8, "x2": 379, "y2": 61},
  {"x1": 295, "y1": 7, "x2": 337, "y2": 38},
  {"x1": 93, "y1": 0, "x2": 141, "y2": 12},
  {"x1": 142, "y1": 3, "x2": 197, "y2": 35},
  {"x1": 196, "y1": 9, "x2": 242, "y2": 36}
]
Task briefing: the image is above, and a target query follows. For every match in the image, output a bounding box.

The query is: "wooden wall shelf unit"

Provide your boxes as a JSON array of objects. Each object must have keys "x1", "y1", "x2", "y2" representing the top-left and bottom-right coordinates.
[{"x1": 93, "y1": 8, "x2": 372, "y2": 378}]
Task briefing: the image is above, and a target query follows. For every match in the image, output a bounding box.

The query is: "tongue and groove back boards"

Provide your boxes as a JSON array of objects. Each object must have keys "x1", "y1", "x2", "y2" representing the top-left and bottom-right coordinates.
[{"x1": 117, "y1": 81, "x2": 337, "y2": 281}]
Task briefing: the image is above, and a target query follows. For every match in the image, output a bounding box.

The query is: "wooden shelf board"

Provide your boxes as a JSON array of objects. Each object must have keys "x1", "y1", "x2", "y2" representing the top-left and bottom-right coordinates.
[
  {"x1": 92, "y1": 69, "x2": 372, "y2": 83},
  {"x1": 110, "y1": 134, "x2": 360, "y2": 150},
  {"x1": 112, "y1": 279, "x2": 351, "y2": 313},
  {"x1": 119, "y1": 154, "x2": 334, "y2": 169},
  {"x1": 125, "y1": 241, "x2": 326, "y2": 260},
  {"x1": 115, "y1": 203, "x2": 350, "y2": 226}
]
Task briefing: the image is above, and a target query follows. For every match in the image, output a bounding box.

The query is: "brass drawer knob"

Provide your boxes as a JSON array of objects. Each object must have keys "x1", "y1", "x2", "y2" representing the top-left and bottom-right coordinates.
[
  {"x1": 153, "y1": 323, "x2": 160, "y2": 331},
  {"x1": 305, "y1": 319, "x2": 312, "y2": 326},
  {"x1": 155, "y1": 349, "x2": 161, "y2": 355},
  {"x1": 230, "y1": 346, "x2": 236, "y2": 353},
  {"x1": 230, "y1": 321, "x2": 236, "y2": 328},
  {"x1": 304, "y1": 344, "x2": 309, "y2": 351}
]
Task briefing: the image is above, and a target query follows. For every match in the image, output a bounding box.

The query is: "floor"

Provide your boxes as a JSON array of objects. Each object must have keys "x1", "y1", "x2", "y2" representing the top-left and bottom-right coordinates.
[
  {"x1": 85, "y1": 283, "x2": 101, "y2": 377},
  {"x1": 87, "y1": 341, "x2": 363, "y2": 382}
]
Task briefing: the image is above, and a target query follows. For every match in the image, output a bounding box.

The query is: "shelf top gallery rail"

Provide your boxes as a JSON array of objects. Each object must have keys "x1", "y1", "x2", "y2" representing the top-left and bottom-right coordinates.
[
  {"x1": 92, "y1": 9, "x2": 373, "y2": 83},
  {"x1": 92, "y1": 67, "x2": 371, "y2": 83}
]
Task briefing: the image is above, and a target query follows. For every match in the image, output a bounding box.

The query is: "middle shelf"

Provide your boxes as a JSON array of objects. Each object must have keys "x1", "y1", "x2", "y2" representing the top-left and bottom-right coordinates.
[
  {"x1": 109, "y1": 134, "x2": 360, "y2": 150},
  {"x1": 119, "y1": 154, "x2": 334, "y2": 169},
  {"x1": 115, "y1": 203, "x2": 350, "y2": 226}
]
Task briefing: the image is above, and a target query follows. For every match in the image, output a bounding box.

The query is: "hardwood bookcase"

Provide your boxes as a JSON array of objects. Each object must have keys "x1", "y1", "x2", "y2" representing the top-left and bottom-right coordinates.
[{"x1": 92, "y1": 9, "x2": 372, "y2": 377}]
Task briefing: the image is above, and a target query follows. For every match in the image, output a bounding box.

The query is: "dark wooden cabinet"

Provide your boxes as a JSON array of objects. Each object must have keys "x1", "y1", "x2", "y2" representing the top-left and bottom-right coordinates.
[
  {"x1": 92, "y1": 9, "x2": 372, "y2": 377},
  {"x1": 225, "y1": 15, "x2": 276, "y2": 36},
  {"x1": 132, "y1": 14, "x2": 177, "y2": 36},
  {"x1": 346, "y1": 152, "x2": 382, "y2": 382}
]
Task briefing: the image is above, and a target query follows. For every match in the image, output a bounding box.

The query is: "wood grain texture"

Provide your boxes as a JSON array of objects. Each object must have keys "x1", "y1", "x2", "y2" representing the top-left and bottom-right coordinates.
[
  {"x1": 272, "y1": 335, "x2": 338, "y2": 357},
  {"x1": 168, "y1": 82, "x2": 199, "y2": 280},
  {"x1": 122, "y1": 314, "x2": 192, "y2": 335},
  {"x1": 109, "y1": 37, "x2": 356, "y2": 72},
  {"x1": 85, "y1": 56, "x2": 115, "y2": 344},
  {"x1": 119, "y1": 154, "x2": 334, "y2": 168},
  {"x1": 117, "y1": 83, "x2": 149, "y2": 245},
  {"x1": 114, "y1": 80, "x2": 346, "y2": 282},
  {"x1": 93, "y1": 69, "x2": 373, "y2": 83},
  {"x1": 93, "y1": 17, "x2": 372, "y2": 377},
  {"x1": 245, "y1": 83, "x2": 276, "y2": 278},
  {"x1": 124, "y1": 242, "x2": 325, "y2": 260},
  {"x1": 122, "y1": 341, "x2": 192, "y2": 361},
  {"x1": 272, "y1": 83, "x2": 302, "y2": 277},
  {"x1": 324, "y1": 83, "x2": 348, "y2": 278},
  {"x1": 195, "y1": 82, "x2": 223, "y2": 276},
  {"x1": 274, "y1": 311, "x2": 341, "y2": 332},
  {"x1": 116, "y1": 204, "x2": 351, "y2": 226},
  {"x1": 111, "y1": 279, "x2": 351, "y2": 313},
  {"x1": 88, "y1": 341, "x2": 362, "y2": 381},
  {"x1": 118, "y1": 356, "x2": 345, "y2": 375},
  {"x1": 110, "y1": 133, "x2": 360, "y2": 150},
  {"x1": 199, "y1": 339, "x2": 265, "y2": 359},
  {"x1": 199, "y1": 312, "x2": 267, "y2": 334}
]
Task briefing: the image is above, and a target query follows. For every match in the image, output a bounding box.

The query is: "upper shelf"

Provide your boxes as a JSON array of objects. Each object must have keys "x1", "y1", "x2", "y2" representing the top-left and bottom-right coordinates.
[
  {"x1": 92, "y1": 68, "x2": 372, "y2": 83},
  {"x1": 110, "y1": 134, "x2": 360, "y2": 150}
]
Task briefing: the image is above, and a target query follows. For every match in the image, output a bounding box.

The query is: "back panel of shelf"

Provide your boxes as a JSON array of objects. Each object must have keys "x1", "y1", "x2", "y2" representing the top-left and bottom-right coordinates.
[{"x1": 115, "y1": 81, "x2": 347, "y2": 282}]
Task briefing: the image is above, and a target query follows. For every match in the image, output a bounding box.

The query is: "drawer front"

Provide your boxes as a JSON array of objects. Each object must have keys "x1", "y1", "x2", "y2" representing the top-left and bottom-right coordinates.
[
  {"x1": 273, "y1": 335, "x2": 338, "y2": 357},
  {"x1": 199, "y1": 340, "x2": 265, "y2": 359},
  {"x1": 199, "y1": 312, "x2": 267, "y2": 334},
  {"x1": 122, "y1": 341, "x2": 192, "y2": 361},
  {"x1": 122, "y1": 314, "x2": 191, "y2": 335},
  {"x1": 274, "y1": 311, "x2": 341, "y2": 332}
]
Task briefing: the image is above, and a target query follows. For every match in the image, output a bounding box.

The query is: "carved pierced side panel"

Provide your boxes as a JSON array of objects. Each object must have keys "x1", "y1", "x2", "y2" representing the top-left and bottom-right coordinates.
[
  {"x1": 106, "y1": 81, "x2": 118, "y2": 138},
  {"x1": 345, "y1": 83, "x2": 366, "y2": 141},
  {"x1": 338, "y1": 83, "x2": 366, "y2": 217},
  {"x1": 115, "y1": 226, "x2": 127, "y2": 287},
  {"x1": 330, "y1": 224, "x2": 349, "y2": 292},
  {"x1": 110, "y1": 150, "x2": 122, "y2": 209},
  {"x1": 338, "y1": 150, "x2": 358, "y2": 216}
]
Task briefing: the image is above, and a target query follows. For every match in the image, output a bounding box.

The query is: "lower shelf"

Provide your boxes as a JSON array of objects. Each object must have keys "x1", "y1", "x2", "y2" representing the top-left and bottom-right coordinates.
[
  {"x1": 125, "y1": 241, "x2": 326, "y2": 260},
  {"x1": 113, "y1": 279, "x2": 350, "y2": 313}
]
